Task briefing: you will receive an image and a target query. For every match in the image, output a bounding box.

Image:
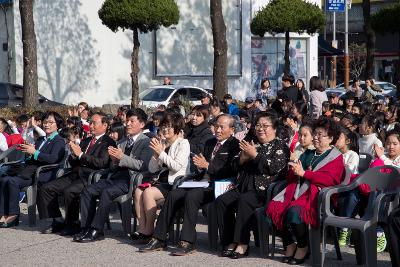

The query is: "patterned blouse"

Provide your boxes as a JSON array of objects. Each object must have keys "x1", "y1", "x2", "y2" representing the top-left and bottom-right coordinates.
[{"x1": 234, "y1": 138, "x2": 290, "y2": 193}]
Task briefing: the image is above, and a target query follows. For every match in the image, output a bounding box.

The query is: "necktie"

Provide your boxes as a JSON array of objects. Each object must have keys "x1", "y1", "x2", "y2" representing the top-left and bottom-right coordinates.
[
  {"x1": 86, "y1": 137, "x2": 97, "y2": 153},
  {"x1": 211, "y1": 142, "x2": 221, "y2": 160},
  {"x1": 127, "y1": 137, "x2": 135, "y2": 148}
]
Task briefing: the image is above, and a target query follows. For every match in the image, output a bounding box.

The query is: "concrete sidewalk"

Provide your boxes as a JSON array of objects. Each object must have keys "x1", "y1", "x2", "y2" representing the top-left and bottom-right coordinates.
[{"x1": 0, "y1": 204, "x2": 392, "y2": 267}]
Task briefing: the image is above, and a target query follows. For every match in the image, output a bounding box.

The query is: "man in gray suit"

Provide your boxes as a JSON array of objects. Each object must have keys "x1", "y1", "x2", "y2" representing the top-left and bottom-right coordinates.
[{"x1": 73, "y1": 108, "x2": 152, "y2": 242}]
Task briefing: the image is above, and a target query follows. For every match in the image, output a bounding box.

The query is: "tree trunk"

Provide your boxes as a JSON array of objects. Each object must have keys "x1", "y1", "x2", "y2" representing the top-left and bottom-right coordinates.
[
  {"x1": 210, "y1": 0, "x2": 228, "y2": 100},
  {"x1": 20, "y1": 0, "x2": 38, "y2": 108},
  {"x1": 131, "y1": 28, "x2": 140, "y2": 108},
  {"x1": 284, "y1": 31, "x2": 290, "y2": 75},
  {"x1": 362, "y1": 0, "x2": 375, "y2": 79}
]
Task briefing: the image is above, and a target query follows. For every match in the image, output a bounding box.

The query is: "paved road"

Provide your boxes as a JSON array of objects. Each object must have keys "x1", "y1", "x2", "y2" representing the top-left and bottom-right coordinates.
[{"x1": 0, "y1": 204, "x2": 392, "y2": 267}]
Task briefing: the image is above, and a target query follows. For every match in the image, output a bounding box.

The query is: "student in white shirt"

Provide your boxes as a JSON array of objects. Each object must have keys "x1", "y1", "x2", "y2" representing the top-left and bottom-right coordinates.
[{"x1": 358, "y1": 115, "x2": 383, "y2": 158}]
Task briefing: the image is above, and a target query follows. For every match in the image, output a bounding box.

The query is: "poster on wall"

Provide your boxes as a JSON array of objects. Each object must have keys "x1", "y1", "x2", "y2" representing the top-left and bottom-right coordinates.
[{"x1": 251, "y1": 38, "x2": 307, "y2": 98}]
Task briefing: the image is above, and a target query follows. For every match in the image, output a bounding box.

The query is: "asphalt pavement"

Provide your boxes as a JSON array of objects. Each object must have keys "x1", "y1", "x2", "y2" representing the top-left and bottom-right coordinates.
[{"x1": 0, "y1": 204, "x2": 393, "y2": 267}]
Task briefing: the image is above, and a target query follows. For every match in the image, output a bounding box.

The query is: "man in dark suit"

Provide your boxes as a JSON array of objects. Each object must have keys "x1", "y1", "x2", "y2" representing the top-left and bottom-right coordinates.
[
  {"x1": 37, "y1": 112, "x2": 116, "y2": 235},
  {"x1": 73, "y1": 109, "x2": 152, "y2": 242},
  {"x1": 139, "y1": 114, "x2": 240, "y2": 255}
]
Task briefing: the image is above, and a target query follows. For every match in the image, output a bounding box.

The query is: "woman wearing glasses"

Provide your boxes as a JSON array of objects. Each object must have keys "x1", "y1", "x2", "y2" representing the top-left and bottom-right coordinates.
[
  {"x1": 0, "y1": 111, "x2": 65, "y2": 228},
  {"x1": 216, "y1": 111, "x2": 290, "y2": 259},
  {"x1": 267, "y1": 117, "x2": 344, "y2": 265},
  {"x1": 132, "y1": 112, "x2": 190, "y2": 242}
]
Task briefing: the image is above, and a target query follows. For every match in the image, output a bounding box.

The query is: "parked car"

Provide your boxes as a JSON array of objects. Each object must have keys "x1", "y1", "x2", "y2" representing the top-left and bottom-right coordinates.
[
  {"x1": 117, "y1": 85, "x2": 213, "y2": 108},
  {"x1": 326, "y1": 81, "x2": 397, "y2": 99},
  {"x1": 0, "y1": 82, "x2": 65, "y2": 107}
]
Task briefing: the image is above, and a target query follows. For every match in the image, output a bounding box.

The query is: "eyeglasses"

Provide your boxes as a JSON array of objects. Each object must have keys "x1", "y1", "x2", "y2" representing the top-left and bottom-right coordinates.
[
  {"x1": 43, "y1": 121, "x2": 56, "y2": 125},
  {"x1": 313, "y1": 132, "x2": 329, "y2": 138},
  {"x1": 255, "y1": 124, "x2": 273, "y2": 130},
  {"x1": 160, "y1": 125, "x2": 173, "y2": 130}
]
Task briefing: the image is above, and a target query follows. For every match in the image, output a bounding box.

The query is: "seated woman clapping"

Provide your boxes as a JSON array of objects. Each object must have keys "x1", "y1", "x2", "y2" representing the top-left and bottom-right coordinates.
[
  {"x1": 267, "y1": 117, "x2": 344, "y2": 265},
  {"x1": 0, "y1": 111, "x2": 66, "y2": 228},
  {"x1": 216, "y1": 111, "x2": 290, "y2": 259},
  {"x1": 133, "y1": 112, "x2": 190, "y2": 241}
]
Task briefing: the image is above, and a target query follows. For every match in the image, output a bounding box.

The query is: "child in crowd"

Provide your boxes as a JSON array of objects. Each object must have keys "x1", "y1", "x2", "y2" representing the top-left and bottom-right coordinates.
[
  {"x1": 335, "y1": 126, "x2": 359, "y2": 176},
  {"x1": 383, "y1": 105, "x2": 399, "y2": 132},
  {"x1": 358, "y1": 115, "x2": 383, "y2": 157},
  {"x1": 291, "y1": 123, "x2": 314, "y2": 161},
  {"x1": 109, "y1": 122, "x2": 126, "y2": 142}
]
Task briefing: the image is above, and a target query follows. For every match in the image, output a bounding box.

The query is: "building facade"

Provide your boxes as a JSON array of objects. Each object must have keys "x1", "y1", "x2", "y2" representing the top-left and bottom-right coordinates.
[{"x1": 0, "y1": 0, "x2": 319, "y2": 106}]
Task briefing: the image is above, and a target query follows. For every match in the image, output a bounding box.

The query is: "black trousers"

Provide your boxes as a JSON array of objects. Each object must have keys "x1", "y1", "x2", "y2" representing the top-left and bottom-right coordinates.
[
  {"x1": 37, "y1": 172, "x2": 85, "y2": 226},
  {"x1": 214, "y1": 189, "x2": 264, "y2": 246},
  {"x1": 80, "y1": 179, "x2": 129, "y2": 231},
  {"x1": 153, "y1": 187, "x2": 214, "y2": 243},
  {"x1": 0, "y1": 176, "x2": 31, "y2": 216},
  {"x1": 387, "y1": 207, "x2": 400, "y2": 267}
]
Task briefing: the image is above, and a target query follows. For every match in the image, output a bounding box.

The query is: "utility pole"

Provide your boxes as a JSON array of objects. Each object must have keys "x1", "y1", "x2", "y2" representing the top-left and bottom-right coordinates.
[
  {"x1": 332, "y1": 12, "x2": 337, "y2": 88},
  {"x1": 344, "y1": 0, "x2": 350, "y2": 89}
]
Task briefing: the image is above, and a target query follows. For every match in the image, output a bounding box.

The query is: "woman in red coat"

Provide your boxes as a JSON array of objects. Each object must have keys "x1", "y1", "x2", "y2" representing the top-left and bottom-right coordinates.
[{"x1": 267, "y1": 117, "x2": 345, "y2": 265}]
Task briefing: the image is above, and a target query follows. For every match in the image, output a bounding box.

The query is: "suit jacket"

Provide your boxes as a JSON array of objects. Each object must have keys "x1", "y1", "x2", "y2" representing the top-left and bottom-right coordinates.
[
  {"x1": 200, "y1": 136, "x2": 240, "y2": 182},
  {"x1": 13, "y1": 134, "x2": 66, "y2": 183},
  {"x1": 111, "y1": 133, "x2": 152, "y2": 183},
  {"x1": 69, "y1": 134, "x2": 116, "y2": 180}
]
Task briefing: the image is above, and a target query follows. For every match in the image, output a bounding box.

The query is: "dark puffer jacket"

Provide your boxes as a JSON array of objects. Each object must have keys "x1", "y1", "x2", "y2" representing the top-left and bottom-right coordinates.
[{"x1": 184, "y1": 121, "x2": 215, "y2": 155}]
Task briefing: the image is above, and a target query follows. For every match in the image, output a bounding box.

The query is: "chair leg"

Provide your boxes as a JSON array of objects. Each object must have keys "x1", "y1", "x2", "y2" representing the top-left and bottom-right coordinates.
[
  {"x1": 330, "y1": 227, "x2": 342, "y2": 260},
  {"x1": 353, "y1": 229, "x2": 365, "y2": 265},
  {"x1": 271, "y1": 224, "x2": 276, "y2": 258},
  {"x1": 256, "y1": 207, "x2": 269, "y2": 258},
  {"x1": 309, "y1": 226, "x2": 321, "y2": 267},
  {"x1": 321, "y1": 225, "x2": 328, "y2": 267},
  {"x1": 364, "y1": 227, "x2": 377, "y2": 267},
  {"x1": 26, "y1": 186, "x2": 37, "y2": 227},
  {"x1": 120, "y1": 201, "x2": 132, "y2": 235},
  {"x1": 207, "y1": 204, "x2": 218, "y2": 251}
]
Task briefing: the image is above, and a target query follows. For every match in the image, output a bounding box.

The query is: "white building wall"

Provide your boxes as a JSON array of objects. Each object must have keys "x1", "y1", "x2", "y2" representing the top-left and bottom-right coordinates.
[{"x1": 12, "y1": 0, "x2": 320, "y2": 106}]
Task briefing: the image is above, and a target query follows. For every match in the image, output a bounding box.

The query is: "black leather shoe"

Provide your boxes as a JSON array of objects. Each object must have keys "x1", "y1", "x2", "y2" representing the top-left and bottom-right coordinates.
[
  {"x1": 138, "y1": 238, "x2": 166, "y2": 253},
  {"x1": 73, "y1": 228, "x2": 90, "y2": 242},
  {"x1": 220, "y1": 246, "x2": 236, "y2": 257},
  {"x1": 76, "y1": 229, "x2": 105, "y2": 243},
  {"x1": 171, "y1": 241, "x2": 196, "y2": 256},
  {"x1": 60, "y1": 224, "x2": 80, "y2": 236},
  {"x1": 282, "y1": 256, "x2": 294, "y2": 263},
  {"x1": 41, "y1": 221, "x2": 65, "y2": 234},
  {"x1": 229, "y1": 247, "x2": 249, "y2": 259}
]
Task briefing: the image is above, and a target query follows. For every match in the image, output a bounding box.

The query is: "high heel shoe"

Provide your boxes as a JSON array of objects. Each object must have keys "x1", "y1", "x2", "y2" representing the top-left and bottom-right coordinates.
[
  {"x1": 0, "y1": 216, "x2": 19, "y2": 228},
  {"x1": 229, "y1": 247, "x2": 249, "y2": 259},
  {"x1": 288, "y1": 250, "x2": 310, "y2": 265}
]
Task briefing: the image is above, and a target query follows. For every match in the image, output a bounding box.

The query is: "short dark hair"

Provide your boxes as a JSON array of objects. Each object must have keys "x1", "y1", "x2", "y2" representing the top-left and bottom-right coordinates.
[
  {"x1": 43, "y1": 111, "x2": 65, "y2": 129},
  {"x1": 313, "y1": 117, "x2": 340, "y2": 144},
  {"x1": 152, "y1": 111, "x2": 165, "y2": 122},
  {"x1": 91, "y1": 112, "x2": 110, "y2": 126},
  {"x1": 282, "y1": 73, "x2": 295, "y2": 84},
  {"x1": 16, "y1": 114, "x2": 29, "y2": 124},
  {"x1": 254, "y1": 111, "x2": 279, "y2": 130},
  {"x1": 210, "y1": 98, "x2": 224, "y2": 110},
  {"x1": 126, "y1": 108, "x2": 148, "y2": 123},
  {"x1": 78, "y1": 102, "x2": 89, "y2": 110},
  {"x1": 160, "y1": 112, "x2": 185, "y2": 135},
  {"x1": 338, "y1": 125, "x2": 359, "y2": 153},
  {"x1": 191, "y1": 105, "x2": 210, "y2": 120}
]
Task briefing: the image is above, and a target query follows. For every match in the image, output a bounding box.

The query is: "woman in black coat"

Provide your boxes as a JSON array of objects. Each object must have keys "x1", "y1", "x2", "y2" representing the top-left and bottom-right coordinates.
[
  {"x1": 184, "y1": 105, "x2": 214, "y2": 155},
  {"x1": 215, "y1": 111, "x2": 290, "y2": 259},
  {"x1": 0, "y1": 111, "x2": 65, "y2": 227}
]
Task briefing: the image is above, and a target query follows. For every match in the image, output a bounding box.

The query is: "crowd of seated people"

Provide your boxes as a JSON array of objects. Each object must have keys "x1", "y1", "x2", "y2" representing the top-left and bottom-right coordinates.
[{"x1": 0, "y1": 76, "x2": 400, "y2": 266}]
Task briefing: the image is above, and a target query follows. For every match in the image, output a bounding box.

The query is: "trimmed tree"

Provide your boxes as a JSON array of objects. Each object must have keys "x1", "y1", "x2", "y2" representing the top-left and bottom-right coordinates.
[
  {"x1": 98, "y1": 0, "x2": 179, "y2": 107},
  {"x1": 210, "y1": 0, "x2": 228, "y2": 99},
  {"x1": 251, "y1": 0, "x2": 324, "y2": 75},
  {"x1": 20, "y1": 0, "x2": 38, "y2": 108}
]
